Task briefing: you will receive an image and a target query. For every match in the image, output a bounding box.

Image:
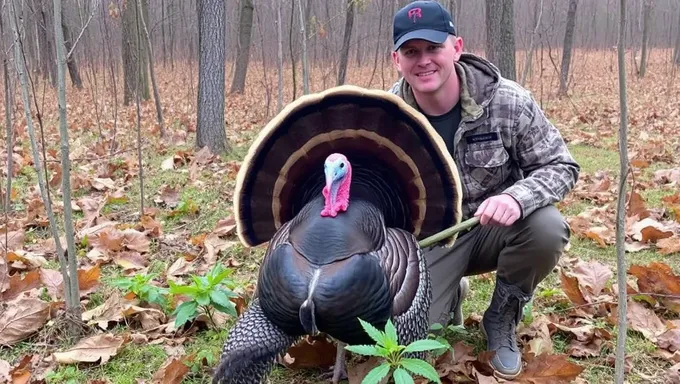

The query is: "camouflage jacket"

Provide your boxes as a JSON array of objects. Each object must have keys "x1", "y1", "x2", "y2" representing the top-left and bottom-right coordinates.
[{"x1": 389, "y1": 53, "x2": 580, "y2": 221}]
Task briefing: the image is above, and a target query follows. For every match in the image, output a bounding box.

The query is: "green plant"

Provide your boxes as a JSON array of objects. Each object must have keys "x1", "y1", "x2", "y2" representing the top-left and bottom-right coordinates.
[
  {"x1": 168, "y1": 264, "x2": 239, "y2": 328},
  {"x1": 111, "y1": 273, "x2": 169, "y2": 309},
  {"x1": 344, "y1": 318, "x2": 447, "y2": 384}
]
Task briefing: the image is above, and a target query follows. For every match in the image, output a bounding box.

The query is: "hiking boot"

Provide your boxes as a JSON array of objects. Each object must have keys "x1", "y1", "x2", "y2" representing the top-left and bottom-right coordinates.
[
  {"x1": 480, "y1": 278, "x2": 531, "y2": 380},
  {"x1": 451, "y1": 277, "x2": 470, "y2": 326}
]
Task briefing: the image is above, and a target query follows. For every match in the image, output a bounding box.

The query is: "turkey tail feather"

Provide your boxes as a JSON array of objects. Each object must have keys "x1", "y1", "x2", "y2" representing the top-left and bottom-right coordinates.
[{"x1": 299, "y1": 299, "x2": 318, "y2": 335}]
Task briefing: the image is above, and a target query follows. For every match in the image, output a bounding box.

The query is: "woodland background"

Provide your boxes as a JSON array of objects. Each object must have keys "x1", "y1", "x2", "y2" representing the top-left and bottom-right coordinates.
[{"x1": 1, "y1": 0, "x2": 680, "y2": 383}]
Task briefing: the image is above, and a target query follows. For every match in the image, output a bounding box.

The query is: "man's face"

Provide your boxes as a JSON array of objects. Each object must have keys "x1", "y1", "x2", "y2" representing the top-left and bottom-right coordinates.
[{"x1": 391, "y1": 36, "x2": 463, "y2": 95}]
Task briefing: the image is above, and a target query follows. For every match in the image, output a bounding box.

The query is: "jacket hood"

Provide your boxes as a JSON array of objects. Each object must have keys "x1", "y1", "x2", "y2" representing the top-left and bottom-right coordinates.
[{"x1": 394, "y1": 52, "x2": 502, "y2": 121}]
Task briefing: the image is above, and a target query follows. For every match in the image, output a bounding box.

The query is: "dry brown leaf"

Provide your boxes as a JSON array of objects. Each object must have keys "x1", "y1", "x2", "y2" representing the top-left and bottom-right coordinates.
[
  {"x1": 212, "y1": 216, "x2": 236, "y2": 237},
  {"x1": 78, "y1": 264, "x2": 102, "y2": 296},
  {"x1": 627, "y1": 299, "x2": 666, "y2": 342},
  {"x1": 40, "y1": 268, "x2": 64, "y2": 300},
  {"x1": 571, "y1": 260, "x2": 612, "y2": 300},
  {"x1": 1, "y1": 270, "x2": 41, "y2": 301},
  {"x1": 203, "y1": 233, "x2": 237, "y2": 266},
  {"x1": 658, "y1": 328, "x2": 680, "y2": 352},
  {"x1": 161, "y1": 157, "x2": 175, "y2": 170},
  {"x1": 53, "y1": 333, "x2": 126, "y2": 365},
  {"x1": 0, "y1": 297, "x2": 50, "y2": 346},
  {"x1": 347, "y1": 357, "x2": 383, "y2": 384},
  {"x1": 658, "y1": 237, "x2": 680, "y2": 255},
  {"x1": 559, "y1": 269, "x2": 587, "y2": 306},
  {"x1": 1, "y1": 230, "x2": 25, "y2": 252},
  {"x1": 151, "y1": 356, "x2": 190, "y2": 384},
  {"x1": 91, "y1": 178, "x2": 115, "y2": 191},
  {"x1": 515, "y1": 353, "x2": 585, "y2": 383},
  {"x1": 155, "y1": 185, "x2": 180, "y2": 208},
  {"x1": 654, "y1": 169, "x2": 680, "y2": 185},
  {"x1": 640, "y1": 226, "x2": 674, "y2": 243},
  {"x1": 566, "y1": 338, "x2": 605, "y2": 358},
  {"x1": 279, "y1": 335, "x2": 336, "y2": 369},
  {"x1": 114, "y1": 251, "x2": 148, "y2": 273},
  {"x1": 122, "y1": 229, "x2": 151, "y2": 253}
]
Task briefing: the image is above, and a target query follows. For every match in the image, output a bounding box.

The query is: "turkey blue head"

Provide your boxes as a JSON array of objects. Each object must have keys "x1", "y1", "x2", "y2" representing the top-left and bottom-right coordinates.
[{"x1": 320, "y1": 153, "x2": 352, "y2": 217}]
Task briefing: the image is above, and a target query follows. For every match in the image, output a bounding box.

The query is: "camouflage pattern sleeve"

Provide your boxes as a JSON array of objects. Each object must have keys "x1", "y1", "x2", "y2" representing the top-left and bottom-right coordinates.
[{"x1": 501, "y1": 93, "x2": 580, "y2": 218}]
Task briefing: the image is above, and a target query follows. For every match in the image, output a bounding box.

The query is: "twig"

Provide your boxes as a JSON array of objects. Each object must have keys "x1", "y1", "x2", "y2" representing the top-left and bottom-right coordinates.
[
  {"x1": 553, "y1": 299, "x2": 617, "y2": 313},
  {"x1": 66, "y1": 0, "x2": 98, "y2": 60}
]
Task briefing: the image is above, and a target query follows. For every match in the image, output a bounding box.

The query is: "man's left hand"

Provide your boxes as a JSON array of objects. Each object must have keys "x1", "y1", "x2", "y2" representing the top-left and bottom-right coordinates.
[{"x1": 474, "y1": 194, "x2": 522, "y2": 226}]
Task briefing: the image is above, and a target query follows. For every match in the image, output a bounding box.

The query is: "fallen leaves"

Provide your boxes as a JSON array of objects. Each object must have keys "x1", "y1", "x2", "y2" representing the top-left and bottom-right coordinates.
[
  {"x1": 0, "y1": 297, "x2": 51, "y2": 346},
  {"x1": 52, "y1": 333, "x2": 126, "y2": 365}
]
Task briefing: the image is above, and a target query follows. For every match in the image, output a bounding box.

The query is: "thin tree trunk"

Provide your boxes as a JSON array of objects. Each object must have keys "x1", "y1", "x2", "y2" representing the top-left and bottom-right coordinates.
[
  {"x1": 615, "y1": 0, "x2": 629, "y2": 382},
  {"x1": 298, "y1": 0, "x2": 309, "y2": 95},
  {"x1": 485, "y1": 0, "x2": 516, "y2": 81},
  {"x1": 162, "y1": 0, "x2": 167, "y2": 67},
  {"x1": 10, "y1": 0, "x2": 75, "y2": 312},
  {"x1": 559, "y1": 0, "x2": 578, "y2": 95},
  {"x1": 674, "y1": 9, "x2": 680, "y2": 66},
  {"x1": 520, "y1": 0, "x2": 543, "y2": 86},
  {"x1": 52, "y1": 0, "x2": 81, "y2": 324},
  {"x1": 368, "y1": 0, "x2": 386, "y2": 88},
  {"x1": 0, "y1": 13, "x2": 12, "y2": 212},
  {"x1": 337, "y1": 0, "x2": 355, "y2": 85},
  {"x1": 289, "y1": 0, "x2": 297, "y2": 99},
  {"x1": 61, "y1": 16, "x2": 83, "y2": 89},
  {"x1": 230, "y1": 0, "x2": 254, "y2": 94},
  {"x1": 196, "y1": 0, "x2": 229, "y2": 154},
  {"x1": 254, "y1": 2, "x2": 271, "y2": 117},
  {"x1": 277, "y1": 0, "x2": 284, "y2": 112},
  {"x1": 136, "y1": 0, "x2": 165, "y2": 137},
  {"x1": 638, "y1": 0, "x2": 651, "y2": 77}
]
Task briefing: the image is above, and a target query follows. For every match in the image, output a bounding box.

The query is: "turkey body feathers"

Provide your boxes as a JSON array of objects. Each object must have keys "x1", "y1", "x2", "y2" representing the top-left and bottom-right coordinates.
[{"x1": 257, "y1": 196, "x2": 394, "y2": 345}]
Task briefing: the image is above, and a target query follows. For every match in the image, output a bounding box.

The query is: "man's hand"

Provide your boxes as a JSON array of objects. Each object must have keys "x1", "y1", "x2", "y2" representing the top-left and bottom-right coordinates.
[{"x1": 474, "y1": 194, "x2": 522, "y2": 226}]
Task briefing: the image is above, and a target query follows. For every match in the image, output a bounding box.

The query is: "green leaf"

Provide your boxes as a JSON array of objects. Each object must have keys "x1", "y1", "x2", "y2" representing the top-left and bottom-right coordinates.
[
  {"x1": 402, "y1": 340, "x2": 449, "y2": 354},
  {"x1": 358, "y1": 318, "x2": 386, "y2": 346},
  {"x1": 168, "y1": 282, "x2": 200, "y2": 296},
  {"x1": 344, "y1": 345, "x2": 384, "y2": 357},
  {"x1": 392, "y1": 368, "x2": 415, "y2": 384},
  {"x1": 196, "y1": 292, "x2": 211, "y2": 306},
  {"x1": 399, "y1": 359, "x2": 441, "y2": 384},
  {"x1": 173, "y1": 301, "x2": 199, "y2": 328},
  {"x1": 429, "y1": 323, "x2": 443, "y2": 331},
  {"x1": 384, "y1": 319, "x2": 399, "y2": 344},
  {"x1": 362, "y1": 362, "x2": 391, "y2": 384},
  {"x1": 210, "y1": 290, "x2": 237, "y2": 317}
]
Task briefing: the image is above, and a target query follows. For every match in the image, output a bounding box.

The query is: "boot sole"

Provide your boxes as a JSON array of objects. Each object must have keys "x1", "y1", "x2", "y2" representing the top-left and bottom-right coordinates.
[{"x1": 479, "y1": 320, "x2": 522, "y2": 380}]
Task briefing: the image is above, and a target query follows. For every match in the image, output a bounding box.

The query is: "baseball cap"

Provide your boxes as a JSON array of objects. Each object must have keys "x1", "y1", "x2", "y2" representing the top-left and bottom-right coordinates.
[{"x1": 392, "y1": 1, "x2": 456, "y2": 51}]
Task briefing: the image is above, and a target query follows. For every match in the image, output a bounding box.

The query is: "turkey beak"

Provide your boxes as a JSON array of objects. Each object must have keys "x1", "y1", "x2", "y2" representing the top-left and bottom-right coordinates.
[{"x1": 324, "y1": 165, "x2": 336, "y2": 190}]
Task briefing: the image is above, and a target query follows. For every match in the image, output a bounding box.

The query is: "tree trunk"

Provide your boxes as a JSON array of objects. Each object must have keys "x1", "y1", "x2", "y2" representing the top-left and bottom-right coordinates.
[
  {"x1": 289, "y1": 0, "x2": 297, "y2": 99},
  {"x1": 137, "y1": 0, "x2": 165, "y2": 137},
  {"x1": 162, "y1": 0, "x2": 167, "y2": 67},
  {"x1": 230, "y1": 0, "x2": 254, "y2": 94},
  {"x1": 615, "y1": 0, "x2": 629, "y2": 382},
  {"x1": 520, "y1": 0, "x2": 543, "y2": 86},
  {"x1": 298, "y1": 0, "x2": 309, "y2": 94},
  {"x1": 485, "y1": 0, "x2": 516, "y2": 81},
  {"x1": 277, "y1": 0, "x2": 284, "y2": 112},
  {"x1": 60, "y1": 15, "x2": 83, "y2": 89},
  {"x1": 337, "y1": 0, "x2": 355, "y2": 85},
  {"x1": 559, "y1": 0, "x2": 578, "y2": 95},
  {"x1": 52, "y1": 0, "x2": 81, "y2": 324},
  {"x1": 638, "y1": 0, "x2": 652, "y2": 77},
  {"x1": 674, "y1": 9, "x2": 680, "y2": 66},
  {"x1": 196, "y1": 0, "x2": 229, "y2": 154},
  {"x1": 122, "y1": 0, "x2": 150, "y2": 105},
  {"x1": 38, "y1": 0, "x2": 57, "y2": 87}
]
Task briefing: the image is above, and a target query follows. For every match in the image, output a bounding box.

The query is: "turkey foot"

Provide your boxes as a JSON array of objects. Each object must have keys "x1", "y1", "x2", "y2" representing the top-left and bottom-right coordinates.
[{"x1": 320, "y1": 342, "x2": 347, "y2": 383}]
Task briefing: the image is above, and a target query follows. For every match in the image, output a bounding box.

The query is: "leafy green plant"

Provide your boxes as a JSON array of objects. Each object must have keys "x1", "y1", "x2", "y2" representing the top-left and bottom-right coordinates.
[
  {"x1": 168, "y1": 264, "x2": 239, "y2": 328},
  {"x1": 427, "y1": 322, "x2": 467, "y2": 357},
  {"x1": 344, "y1": 318, "x2": 447, "y2": 384},
  {"x1": 111, "y1": 273, "x2": 169, "y2": 309}
]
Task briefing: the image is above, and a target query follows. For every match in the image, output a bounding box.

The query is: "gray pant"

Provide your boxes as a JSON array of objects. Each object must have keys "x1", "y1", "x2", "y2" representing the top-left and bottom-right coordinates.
[{"x1": 423, "y1": 204, "x2": 571, "y2": 326}]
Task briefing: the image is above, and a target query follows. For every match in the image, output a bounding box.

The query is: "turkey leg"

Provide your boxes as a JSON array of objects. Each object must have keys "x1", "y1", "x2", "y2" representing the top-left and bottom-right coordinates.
[
  {"x1": 212, "y1": 298, "x2": 298, "y2": 384},
  {"x1": 320, "y1": 341, "x2": 348, "y2": 383}
]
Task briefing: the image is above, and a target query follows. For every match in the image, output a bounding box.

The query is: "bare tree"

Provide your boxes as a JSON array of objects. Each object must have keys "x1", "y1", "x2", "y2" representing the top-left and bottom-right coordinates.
[
  {"x1": 520, "y1": 0, "x2": 543, "y2": 86},
  {"x1": 337, "y1": 0, "x2": 356, "y2": 85},
  {"x1": 638, "y1": 0, "x2": 652, "y2": 77},
  {"x1": 298, "y1": 0, "x2": 310, "y2": 94},
  {"x1": 196, "y1": 0, "x2": 229, "y2": 154},
  {"x1": 60, "y1": 9, "x2": 83, "y2": 89},
  {"x1": 136, "y1": 0, "x2": 165, "y2": 137},
  {"x1": 122, "y1": 0, "x2": 150, "y2": 105},
  {"x1": 615, "y1": 0, "x2": 629, "y2": 382},
  {"x1": 485, "y1": 0, "x2": 516, "y2": 81},
  {"x1": 559, "y1": 0, "x2": 578, "y2": 95},
  {"x1": 52, "y1": 0, "x2": 81, "y2": 327},
  {"x1": 674, "y1": 9, "x2": 680, "y2": 66},
  {"x1": 276, "y1": 0, "x2": 283, "y2": 112},
  {"x1": 231, "y1": 0, "x2": 254, "y2": 94}
]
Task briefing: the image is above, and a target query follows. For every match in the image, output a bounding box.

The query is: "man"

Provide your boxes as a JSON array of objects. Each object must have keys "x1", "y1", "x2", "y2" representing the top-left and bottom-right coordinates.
[{"x1": 388, "y1": 1, "x2": 580, "y2": 380}]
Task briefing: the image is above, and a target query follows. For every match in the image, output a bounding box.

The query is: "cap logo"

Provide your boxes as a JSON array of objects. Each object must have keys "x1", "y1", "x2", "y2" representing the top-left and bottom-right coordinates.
[{"x1": 407, "y1": 7, "x2": 422, "y2": 22}]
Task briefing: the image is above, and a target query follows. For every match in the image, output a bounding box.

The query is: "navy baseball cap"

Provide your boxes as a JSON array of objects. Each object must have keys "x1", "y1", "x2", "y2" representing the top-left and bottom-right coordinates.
[{"x1": 393, "y1": 1, "x2": 456, "y2": 51}]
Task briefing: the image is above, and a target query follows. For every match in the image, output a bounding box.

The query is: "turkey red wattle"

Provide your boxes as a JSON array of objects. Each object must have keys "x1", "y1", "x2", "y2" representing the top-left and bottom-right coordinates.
[{"x1": 320, "y1": 154, "x2": 352, "y2": 217}]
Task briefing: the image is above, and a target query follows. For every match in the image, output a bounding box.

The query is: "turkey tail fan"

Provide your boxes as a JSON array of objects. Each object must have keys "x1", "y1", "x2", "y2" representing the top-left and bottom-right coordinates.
[{"x1": 234, "y1": 85, "x2": 463, "y2": 248}]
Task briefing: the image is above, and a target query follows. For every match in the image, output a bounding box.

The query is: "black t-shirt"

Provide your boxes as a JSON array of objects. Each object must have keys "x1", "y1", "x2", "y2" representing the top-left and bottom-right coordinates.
[{"x1": 420, "y1": 102, "x2": 462, "y2": 154}]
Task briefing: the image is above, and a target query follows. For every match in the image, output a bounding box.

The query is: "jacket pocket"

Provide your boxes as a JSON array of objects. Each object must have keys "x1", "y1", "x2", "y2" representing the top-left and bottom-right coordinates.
[{"x1": 464, "y1": 144, "x2": 510, "y2": 190}]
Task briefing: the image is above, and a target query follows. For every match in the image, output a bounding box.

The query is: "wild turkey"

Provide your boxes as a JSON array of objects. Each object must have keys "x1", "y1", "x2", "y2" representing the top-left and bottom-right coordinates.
[{"x1": 212, "y1": 85, "x2": 463, "y2": 384}]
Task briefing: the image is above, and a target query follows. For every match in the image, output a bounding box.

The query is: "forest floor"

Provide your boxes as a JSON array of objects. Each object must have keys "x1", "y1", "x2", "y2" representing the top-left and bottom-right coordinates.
[{"x1": 2, "y1": 49, "x2": 680, "y2": 383}]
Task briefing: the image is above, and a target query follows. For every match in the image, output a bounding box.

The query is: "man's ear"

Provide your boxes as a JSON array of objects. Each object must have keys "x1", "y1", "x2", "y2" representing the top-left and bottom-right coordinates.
[
  {"x1": 391, "y1": 51, "x2": 401, "y2": 71},
  {"x1": 452, "y1": 36, "x2": 464, "y2": 60}
]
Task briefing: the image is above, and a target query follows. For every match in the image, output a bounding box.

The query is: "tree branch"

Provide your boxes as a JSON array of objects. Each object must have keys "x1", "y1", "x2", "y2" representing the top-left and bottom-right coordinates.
[{"x1": 66, "y1": 0, "x2": 98, "y2": 60}]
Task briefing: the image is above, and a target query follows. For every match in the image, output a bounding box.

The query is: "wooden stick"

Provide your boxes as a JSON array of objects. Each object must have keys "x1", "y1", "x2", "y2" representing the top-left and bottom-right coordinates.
[{"x1": 418, "y1": 217, "x2": 480, "y2": 248}]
